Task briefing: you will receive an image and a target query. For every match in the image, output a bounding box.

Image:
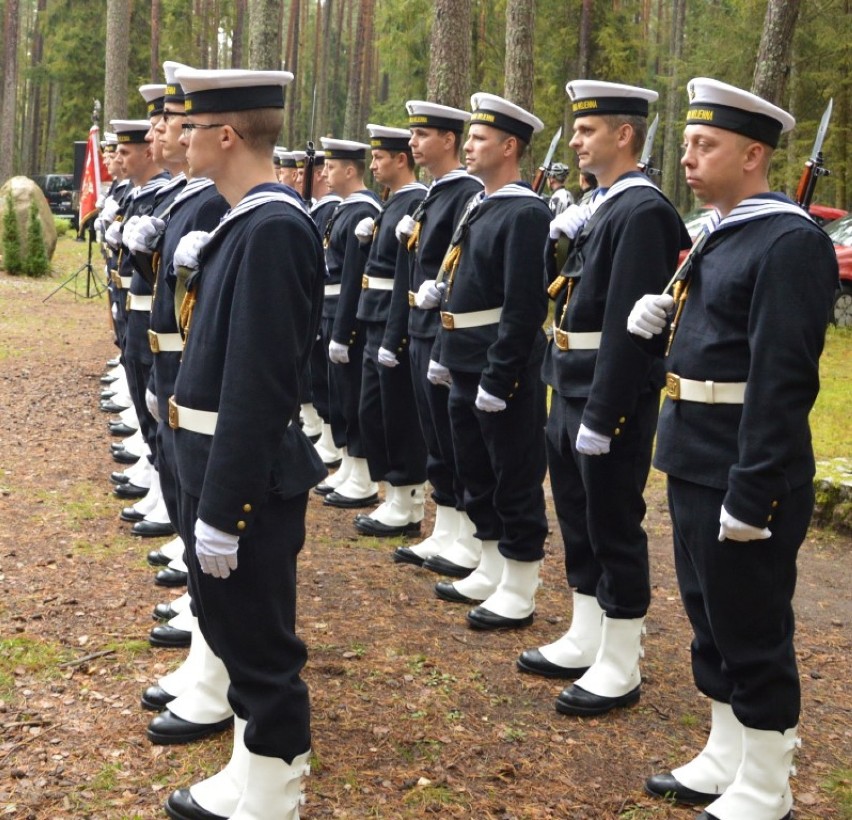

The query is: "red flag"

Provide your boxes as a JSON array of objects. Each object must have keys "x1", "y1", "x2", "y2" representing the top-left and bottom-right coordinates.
[{"x1": 78, "y1": 125, "x2": 111, "y2": 234}]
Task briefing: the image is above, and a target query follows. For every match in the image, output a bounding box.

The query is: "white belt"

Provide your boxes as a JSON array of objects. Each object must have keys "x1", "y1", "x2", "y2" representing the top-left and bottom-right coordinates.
[
  {"x1": 128, "y1": 293, "x2": 153, "y2": 311},
  {"x1": 168, "y1": 397, "x2": 218, "y2": 435},
  {"x1": 362, "y1": 275, "x2": 394, "y2": 291},
  {"x1": 665, "y1": 373, "x2": 746, "y2": 404},
  {"x1": 324, "y1": 283, "x2": 341, "y2": 296},
  {"x1": 440, "y1": 307, "x2": 502, "y2": 330},
  {"x1": 148, "y1": 330, "x2": 184, "y2": 353},
  {"x1": 552, "y1": 324, "x2": 602, "y2": 351},
  {"x1": 116, "y1": 275, "x2": 132, "y2": 289}
]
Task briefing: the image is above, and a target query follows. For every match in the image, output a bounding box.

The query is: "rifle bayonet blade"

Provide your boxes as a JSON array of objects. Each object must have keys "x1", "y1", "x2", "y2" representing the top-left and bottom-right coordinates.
[
  {"x1": 811, "y1": 99, "x2": 833, "y2": 161},
  {"x1": 541, "y1": 126, "x2": 563, "y2": 170},
  {"x1": 640, "y1": 114, "x2": 659, "y2": 168}
]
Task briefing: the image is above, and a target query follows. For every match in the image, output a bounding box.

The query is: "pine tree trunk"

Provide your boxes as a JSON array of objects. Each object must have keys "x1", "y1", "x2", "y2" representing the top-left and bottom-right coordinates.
[
  {"x1": 504, "y1": 0, "x2": 534, "y2": 109},
  {"x1": 661, "y1": 0, "x2": 686, "y2": 208},
  {"x1": 232, "y1": 0, "x2": 246, "y2": 67},
  {"x1": 343, "y1": 0, "x2": 366, "y2": 137},
  {"x1": 752, "y1": 0, "x2": 801, "y2": 104},
  {"x1": 248, "y1": 0, "x2": 281, "y2": 70},
  {"x1": 26, "y1": 0, "x2": 47, "y2": 174},
  {"x1": 427, "y1": 0, "x2": 471, "y2": 110},
  {"x1": 577, "y1": 0, "x2": 593, "y2": 77},
  {"x1": 150, "y1": 0, "x2": 161, "y2": 82},
  {"x1": 104, "y1": 0, "x2": 130, "y2": 126}
]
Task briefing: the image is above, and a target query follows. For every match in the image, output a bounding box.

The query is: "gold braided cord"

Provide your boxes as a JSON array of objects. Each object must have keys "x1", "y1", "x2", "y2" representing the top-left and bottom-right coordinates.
[
  {"x1": 406, "y1": 221, "x2": 421, "y2": 252},
  {"x1": 665, "y1": 280, "x2": 690, "y2": 357},
  {"x1": 179, "y1": 292, "x2": 197, "y2": 338}
]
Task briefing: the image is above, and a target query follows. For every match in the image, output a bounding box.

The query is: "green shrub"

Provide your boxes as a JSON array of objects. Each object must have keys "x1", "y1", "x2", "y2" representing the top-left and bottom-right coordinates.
[
  {"x1": 54, "y1": 216, "x2": 71, "y2": 236},
  {"x1": 24, "y1": 201, "x2": 50, "y2": 277},
  {"x1": 2, "y1": 191, "x2": 24, "y2": 275}
]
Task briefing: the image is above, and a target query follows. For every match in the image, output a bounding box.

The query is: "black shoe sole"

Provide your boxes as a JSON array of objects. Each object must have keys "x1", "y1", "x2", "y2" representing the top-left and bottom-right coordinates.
[
  {"x1": 422, "y1": 555, "x2": 476, "y2": 578},
  {"x1": 555, "y1": 684, "x2": 641, "y2": 716},
  {"x1": 147, "y1": 715, "x2": 233, "y2": 745},
  {"x1": 467, "y1": 609, "x2": 535, "y2": 630}
]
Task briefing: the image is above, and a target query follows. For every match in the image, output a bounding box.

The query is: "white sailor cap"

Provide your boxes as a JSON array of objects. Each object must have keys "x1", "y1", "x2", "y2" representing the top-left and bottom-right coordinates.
[
  {"x1": 276, "y1": 150, "x2": 298, "y2": 168},
  {"x1": 163, "y1": 61, "x2": 190, "y2": 104},
  {"x1": 320, "y1": 138, "x2": 370, "y2": 161},
  {"x1": 101, "y1": 132, "x2": 118, "y2": 149},
  {"x1": 367, "y1": 124, "x2": 412, "y2": 151},
  {"x1": 175, "y1": 68, "x2": 293, "y2": 114},
  {"x1": 313, "y1": 149, "x2": 327, "y2": 165},
  {"x1": 686, "y1": 77, "x2": 794, "y2": 148},
  {"x1": 405, "y1": 101, "x2": 471, "y2": 133},
  {"x1": 139, "y1": 84, "x2": 167, "y2": 117},
  {"x1": 111, "y1": 119, "x2": 152, "y2": 144},
  {"x1": 469, "y1": 92, "x2": 543, "y2": 143},
  {"x1": 565, "y1": 80, "x2": 657, "y2": 119},
  {"x1": 291, "y1": 150, "x2": 307, "y2": 168}
]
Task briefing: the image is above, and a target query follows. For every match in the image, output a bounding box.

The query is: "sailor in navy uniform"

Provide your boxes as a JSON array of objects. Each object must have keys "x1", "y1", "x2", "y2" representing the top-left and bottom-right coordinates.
[
  {"x1": 517, "y1": 81, "x2": 690, "y2": 716},
  {"x1": 305, "y1": 151, "x2": 344, "y2": 466},
  {"x1": 104, "y1": 118, "x2": 171, "y2": 515},
  {"x1": 350, "y1": 125, "x2": 428, "y2": 537},
  {"x1": 118, "y1": 84, "x2": 186, "y2": 543},
  {"x1": 163, "y1": 67, "x2": 324, "y2": 820},
  {"x1": 426, "y1": 93, "x2": 551, "y2": 632},
  {"x1": 317, "y1": 137, "x2": 382, "y2": 507},
  {"x1": 129, "y1": 62, "x2": 233, "y2": 747},
  {"x1": 630, "y1": 78, "x2": 838, "y2": 820},
  {"x1": 387, "y1": 101, "x2": 485, "y2": 575}
]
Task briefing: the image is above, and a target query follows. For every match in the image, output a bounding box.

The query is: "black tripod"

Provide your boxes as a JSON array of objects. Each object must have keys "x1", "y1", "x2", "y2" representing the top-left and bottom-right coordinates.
[{"x1": 43, "y1": 223, "x2": 106, "y2": 302}]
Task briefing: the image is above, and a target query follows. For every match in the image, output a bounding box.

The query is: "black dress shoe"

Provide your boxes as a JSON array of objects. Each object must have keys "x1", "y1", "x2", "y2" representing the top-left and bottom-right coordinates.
[
  {"x1": 696, "y1": 813, "x2": 788, "y2": 820},
  {"x1": 141, "y1": 684, "x2": 176, "y2": 711},
  {"x1": 322, "y1": 457, "x2": 342, "y2": 469},
  {"x1": 112, "y1": 449, "x2": 140, "y2": 465},
  {"x1": 165, "y1": 787, "x2": 229, "y2": 820},
  {"x1": 106, "y1": 357, "x2": 121, "y2": 367},
  {"x1": 516, "y1": 649, "x2": 589, "y2": 679},
  {"x1": 555, "y1": 682, "x2": 641, "y2": 716},
  {"x1": 101, "y1": 400, "x2": 131, "y2": 413},
  {"x1": 109, "y1": 422, "x2": 138, "y2": 437},
  {"x1": 114, "y1": 481, "x2": 148, "y2": 499},
  {"x1": 100, "y1": 389, "x2": 117, "y2": 400},
  {"x1": 644, "y1": 773, "x2": 720, "y2": 805},
  {"x1": 132, "y1": 520, "x2": 175, "y2": 538},
  {"x1": 150, "y1": 624, "x2": 192, "y2": 648},
  {"x1": 313, "y1": 481, "x2": 337, "y2": 495},
  {"x1": 354, "y1": 516, "x2": 422, "y2": 537},
  {"x1": 120, "y1": 506, "x2": 145, "y2": 523},
  {"x1": 100, "y1": 374, "x2": 119, "y2": 385},
  {"x1": 422, "y1": 554, "x2": 476, "y2": 578},
  {"x1": 153, "y1": 602, "x2": 180, "y2": 621},
  {"x1": 434, "y1": 581, "x2": 482, "y2": 604},
  {"x1": 393, "y1": 546, "x2": 426, "y2": 567},
  {"x1": 110, "y1": 470, "x2": 131, "y2": 484},
  {"x1": 156, "y1": 567, "x2": 188, "y2": 588},
  {"x1": 467, "y1": 606, "x2": 534, "y2": 631},
  {"x1": 147, "y1": 709, "x2": 232, "y2": 745},
  {"x1": 323, "y1": 491, "x2": 379, "y2": 509},
  {"x1": 147, "y1": 549, "x2": 172, "y2": 567}
]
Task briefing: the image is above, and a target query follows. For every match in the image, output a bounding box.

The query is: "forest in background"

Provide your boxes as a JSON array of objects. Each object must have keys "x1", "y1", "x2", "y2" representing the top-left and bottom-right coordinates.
[{"x1": 0, "y1": 0, "x2": 848, "y2": 212}]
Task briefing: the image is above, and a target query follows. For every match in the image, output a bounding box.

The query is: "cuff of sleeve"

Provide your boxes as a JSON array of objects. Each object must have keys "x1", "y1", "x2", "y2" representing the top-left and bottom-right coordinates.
[{"x1": 724, "y1": 472, "x2": 790, "y2": 529}]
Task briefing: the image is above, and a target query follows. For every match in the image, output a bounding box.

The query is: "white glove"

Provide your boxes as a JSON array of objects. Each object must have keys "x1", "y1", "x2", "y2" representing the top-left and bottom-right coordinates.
[
  {"x1": 354, "y1": 216, "x2": 375, "y2": 244},
  {"x1": 111, "y1": 302, "x2": 118, "y2": 320},
  {"x1": 378, "y1": 347, "x2": 399, "y2": 368},
  {"x1": 94, "y1": 217, "x2": 105, "y2": 235},
  {"x1": 576, "y1": 423, "x2": 611, "y2": 455},
  {"x1": 426, "y1": 360, "x2": 452, "y2": 388},
  {"x1": 194, "y1": 519, "x2": 239, "y2": 579},
  {"x1": 415, "y1": 279, "x2": 445, "y2": 309},
  {"x1": 174, "y1": 230, "x2": 212, "y2": 270},
  {"x1": 120, "y1": 215, "x2": 141, "y2": 249},
  {"x1": 101, "y1": 196, "x2": 120, "y2": 224},
  {"x1": 328, "y1": 340, "x2": 350, "y2": 364},
  {"x1": 718, "y1": 506, "x2": 772, "y2": 543},
  {"x1": 95, "y1": 194, "x2": 106, "y2": 210},
  {"x1": 475, "y1": 385, "x2": 506, "y2": 412},
  {"x1": 145, "y1": 388, "x2": 161, "y2": 422},
  {"x1": 395, "y1": 214, "x2": 417, "y2": 243},
  {"x1": 127, "y1": 216, "x2": 166, "y2": 254},
  {"x1": 104, "y1": 220, "x2": 123, "y2": 249},
  {"x1": 549, "y1": 203, "x2": 588, "y2": 241},
  {"x1": 627, "y1": 293, "x2": 675, "y2": 339}
]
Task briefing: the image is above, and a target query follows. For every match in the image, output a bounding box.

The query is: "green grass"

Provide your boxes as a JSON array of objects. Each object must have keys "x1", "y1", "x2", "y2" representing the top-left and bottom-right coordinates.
[
  {"x1": 812, "y1": 327, "x2": 852, "y2": 460},
  {"x1": 0, "y1": 636, "x2": 68, "y2": 699},
  {"x1": 822, "y1": 767, "x2": 852, "y2": 819}
]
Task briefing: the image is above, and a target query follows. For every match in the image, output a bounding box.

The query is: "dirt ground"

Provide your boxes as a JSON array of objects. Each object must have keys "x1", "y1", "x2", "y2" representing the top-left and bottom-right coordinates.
[{"x1": 0, "y1": 262, "x2": 850, "y2": 819}]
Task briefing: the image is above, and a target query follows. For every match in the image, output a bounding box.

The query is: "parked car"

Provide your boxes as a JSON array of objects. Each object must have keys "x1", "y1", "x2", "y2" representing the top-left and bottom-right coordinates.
[
  {"x1": 823, "y1": 214, "x2": 852, "y2": 327},
  {"x1": 31, "y1": 174, "x2": 77, "y2": 226}
]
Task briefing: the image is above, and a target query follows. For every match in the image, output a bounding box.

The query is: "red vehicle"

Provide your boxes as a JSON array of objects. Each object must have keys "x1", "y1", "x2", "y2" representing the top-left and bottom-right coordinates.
[{"x1": 824, "y1": 214, "x2": 852, "y2": 327}]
